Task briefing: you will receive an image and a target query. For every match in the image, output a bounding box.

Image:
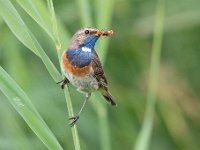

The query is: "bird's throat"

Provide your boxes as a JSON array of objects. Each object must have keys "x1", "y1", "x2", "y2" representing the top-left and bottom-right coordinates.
[
  {"x1": 83, "y1": 36, "x2": 99, "y2": 49},
  {"x1": 66, "y1": 36, "x2": 99, "y2": 68}
]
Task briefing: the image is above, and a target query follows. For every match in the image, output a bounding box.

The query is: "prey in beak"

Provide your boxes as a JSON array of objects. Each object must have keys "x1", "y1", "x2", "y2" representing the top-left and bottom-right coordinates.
[{"x1": 90, "y1": 30, "x2": 114, "y2": 37}]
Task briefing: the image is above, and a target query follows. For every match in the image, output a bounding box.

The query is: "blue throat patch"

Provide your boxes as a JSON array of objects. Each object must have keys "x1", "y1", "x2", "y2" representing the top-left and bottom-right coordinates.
[
  {"x1": 67, "y1": 36, "x2": 99, "y2": 68},
  {"x1": 83, "y1": 36, "x2": 99, "y2": 49}
]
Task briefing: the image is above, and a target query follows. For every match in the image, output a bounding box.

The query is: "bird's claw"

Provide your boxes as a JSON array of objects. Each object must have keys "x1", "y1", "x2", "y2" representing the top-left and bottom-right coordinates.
[
  {"x1": 57, "y1": 78, "x2": 69, "y2": 89},
  {"x1": 69, "y1": 115, "x2": 79, "y2": 127},
  {"x1": 56, "y1": 81, "x2": 65, "y2": 89}
]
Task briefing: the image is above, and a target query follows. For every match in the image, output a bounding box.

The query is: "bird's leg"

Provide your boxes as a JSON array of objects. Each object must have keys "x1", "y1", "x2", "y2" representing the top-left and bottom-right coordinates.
[
  {"x1": 57, "y1": 77, "x2": 69, "y2": 89},
  {"x1": 69, "y1": 93, "x2": 91, "y2": 126}
]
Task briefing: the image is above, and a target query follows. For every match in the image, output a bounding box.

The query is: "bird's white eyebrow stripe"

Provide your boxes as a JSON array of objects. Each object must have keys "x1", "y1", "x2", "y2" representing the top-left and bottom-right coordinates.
[{"x1": 82, "y1": 47, "x2": 91, "y2": 52}]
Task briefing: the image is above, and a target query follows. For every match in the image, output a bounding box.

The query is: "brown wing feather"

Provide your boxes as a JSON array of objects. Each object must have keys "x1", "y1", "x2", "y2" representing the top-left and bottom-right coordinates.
[
  {"x1": 91, "y1": 52, "x2": 117, "y2": 106},
  {"x1": 91, "y1": 52, "x2": 108, "y2": 89}
]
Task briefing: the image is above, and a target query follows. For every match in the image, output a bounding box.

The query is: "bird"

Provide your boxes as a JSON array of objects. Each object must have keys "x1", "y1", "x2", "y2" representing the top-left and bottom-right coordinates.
[{"x1": 57, "y1": 27, "x2": 117, "y2": 126}]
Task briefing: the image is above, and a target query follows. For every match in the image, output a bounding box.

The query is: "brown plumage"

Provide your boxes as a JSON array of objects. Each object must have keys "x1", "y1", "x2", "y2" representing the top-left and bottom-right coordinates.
[
  {"x1": 62, "y1": 51, "x2": 92, "y2": 76},
  {"x1": 59, "y1": 27, "x2": 116, "y2": 126},
  {"x1": 91, "y1": 52, "x2": 116, "y2": 106}
]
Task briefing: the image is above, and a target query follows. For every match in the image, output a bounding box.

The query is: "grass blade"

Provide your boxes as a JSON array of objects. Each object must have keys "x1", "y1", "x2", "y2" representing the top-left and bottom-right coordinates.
[
  {"x1": 91, "y1": 94, "x2": 111, "y2": 150},
  {"x1": 0, "y1": 0, "x2": 61, "y2": 82},
  {"x1": 95, "y1": 0, "x2": 114, "y2": 62},
  {"x1": 14, "y1": 0, "x2": 54, "y2": 40},
  {"x1": 15, "y1": 0, "x2": 71, "y2": 52},
  {"x1": 0, "y1": 0, "x2": 39, "y2": 56},
  {"x1": 1, "y1": 0, "x2": 81, "y2": 149},
  {"x1": 76, "y1": 0, "x2": 93, "y2": 26},
  {"x1": 0, "y1": 66, "x2": 63, "y2": 150},
  {"x1": 64, "y1": 89, "x2": 81, "y2": 150},
  {"x1": 47, "y1": 0, "x2": 81, "y2": 150},
  {"x1": 76, "y1": 0, "x2": 114, "y2": 150},
  {"x1": 134, "y1": 0, "x2": 165, "y2": 150},
  {"x1": 47, "y1": 0, "x2": 62, "y2": 57},
  {"x1": 94, "y1": 1, "x2": 114, "y2": 149}
]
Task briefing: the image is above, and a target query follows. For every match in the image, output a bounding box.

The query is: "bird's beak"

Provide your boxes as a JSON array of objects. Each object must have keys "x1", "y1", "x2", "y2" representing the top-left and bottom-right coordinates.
[{"x1": 91, "y1": 30, "x2": 113, "y2": 37}]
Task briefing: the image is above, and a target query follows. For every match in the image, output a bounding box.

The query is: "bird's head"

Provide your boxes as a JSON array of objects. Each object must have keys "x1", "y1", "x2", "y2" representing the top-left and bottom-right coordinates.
[{"x1": 69, "y1": 27, "x2": 113, "y2": 49}]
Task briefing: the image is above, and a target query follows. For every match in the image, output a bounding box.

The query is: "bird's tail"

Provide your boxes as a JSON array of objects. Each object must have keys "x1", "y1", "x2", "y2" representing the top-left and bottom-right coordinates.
[{"x1": 101, "y1": 89, "x2": 117, "y2": 106}]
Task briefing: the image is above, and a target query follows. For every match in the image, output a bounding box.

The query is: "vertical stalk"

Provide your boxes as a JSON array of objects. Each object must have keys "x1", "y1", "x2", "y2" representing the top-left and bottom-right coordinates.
[
  {"x1": 46, "y1": 0, "x2": 62, "y2": 59},
  {"x1": 134, "y1": 0, "x2": 165, "y2": 150},
  {"x1": 47, "y1": 0, "x2": 81, "y2": 150},
  {"x1": 95, "y1": 0, "x2": 114, "y2": 62},
  {"x1": 94, "y1": 0, "x2": 114, "y2": 149},
  {"x1": 76, "y1": 0, "x2": 93, "y2": 26}
]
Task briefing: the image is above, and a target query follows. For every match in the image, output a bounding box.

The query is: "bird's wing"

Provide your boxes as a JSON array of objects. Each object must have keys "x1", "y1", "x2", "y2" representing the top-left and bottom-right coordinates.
[
  {"x1": 91, "y1": 51, "x2": 108, "y2": 89},
  {"x1": 91, "y1": 51, "x2": 117, "y2": 106}
]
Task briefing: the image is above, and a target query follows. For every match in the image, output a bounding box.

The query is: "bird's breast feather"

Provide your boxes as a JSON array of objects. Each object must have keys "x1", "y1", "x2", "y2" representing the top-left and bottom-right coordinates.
[{"x1": 61, "y1": 51, "x2": 92, "y2": 77}]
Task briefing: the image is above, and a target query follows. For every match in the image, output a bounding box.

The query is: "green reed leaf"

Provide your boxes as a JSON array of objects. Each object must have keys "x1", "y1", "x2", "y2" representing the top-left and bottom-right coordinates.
[
  {"x1": 0, "y1": 66, "x2": 63, "y2": 150},
  {"x1": 14, "y1": 0, "x2": 53, "y2": 40},
  {"x1": 47, "y1": 0, "x2": 81, "y2": 150},
  {"x1": 134, "y1": 0, "x2": 165, "y2": 150},
  {"x1": 15, "y1": 0, "x2": 70, "y2": 52},
  {"x1": 0, "y1": 0, "x2": 61, "y2": 82}
]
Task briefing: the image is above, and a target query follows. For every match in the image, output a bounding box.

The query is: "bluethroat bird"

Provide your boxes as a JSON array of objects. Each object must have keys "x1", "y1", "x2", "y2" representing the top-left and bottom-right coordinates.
[{"x1": 58, "y1": 27, "x2": 117, "y2": 126}]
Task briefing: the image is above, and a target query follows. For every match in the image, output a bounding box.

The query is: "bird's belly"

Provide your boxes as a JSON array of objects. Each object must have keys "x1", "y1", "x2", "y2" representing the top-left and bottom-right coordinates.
[{"x1": 64, "y1": 71, "x2": 99, "y2": 93}]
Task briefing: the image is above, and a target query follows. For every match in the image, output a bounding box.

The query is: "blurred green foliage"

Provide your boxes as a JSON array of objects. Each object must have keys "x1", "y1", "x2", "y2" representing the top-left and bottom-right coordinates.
[{"x1": 0, "y1": 0, "x2": 200, "y2": 150}]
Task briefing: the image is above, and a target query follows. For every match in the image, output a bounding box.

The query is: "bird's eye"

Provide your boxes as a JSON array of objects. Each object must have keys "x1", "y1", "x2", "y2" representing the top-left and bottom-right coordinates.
[{"x1": 84, "y1": 30, "x2": 90, "y2": 34}]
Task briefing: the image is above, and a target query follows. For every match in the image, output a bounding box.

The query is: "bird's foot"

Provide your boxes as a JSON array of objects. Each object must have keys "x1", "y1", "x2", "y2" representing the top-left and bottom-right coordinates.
[
  {"x1": 57, "y1": 78, "x2": 69, "y2": 89},
  {"x1": 69, "y1": 115, "x2": 79, "y2": 127}
]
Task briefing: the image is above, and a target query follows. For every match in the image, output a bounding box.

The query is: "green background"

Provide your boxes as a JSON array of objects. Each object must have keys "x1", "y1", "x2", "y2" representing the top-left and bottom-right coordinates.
[{"x1": 0, "y1": 0, "x2": 200, "y2": 150}]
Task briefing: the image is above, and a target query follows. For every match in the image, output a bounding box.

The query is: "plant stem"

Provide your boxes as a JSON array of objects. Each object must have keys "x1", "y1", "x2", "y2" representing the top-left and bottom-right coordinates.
[
  {"x1": 47, "y1": 0, "x2": 81, "y2": 149},
  {"x1": 134, "y1": 0, "x2": 165, "y2": 150},
  {"x1": 76, "y1": 0, "x2": 93, "y2": 26}
]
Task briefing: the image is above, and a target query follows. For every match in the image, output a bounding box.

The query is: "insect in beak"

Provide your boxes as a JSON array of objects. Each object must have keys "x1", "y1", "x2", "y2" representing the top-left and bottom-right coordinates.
[{"x1": 91, "y1": 30, "x2": 113, "y2": 37}]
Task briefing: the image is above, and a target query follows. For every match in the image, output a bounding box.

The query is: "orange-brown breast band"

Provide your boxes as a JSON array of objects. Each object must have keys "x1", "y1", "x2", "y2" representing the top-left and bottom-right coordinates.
[{"x1": 62, "y1": 52, "x2": 92, "y2": 77}]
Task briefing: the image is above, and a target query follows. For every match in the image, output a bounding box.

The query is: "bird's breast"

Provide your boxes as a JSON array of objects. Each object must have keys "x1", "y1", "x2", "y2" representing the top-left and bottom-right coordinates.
[
  {"x1": 61, "y1": 51, "x2": 92, "y2": 77},
  {"x1": 61, "y1": 51, "x2": 99, "y2": 93}
]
